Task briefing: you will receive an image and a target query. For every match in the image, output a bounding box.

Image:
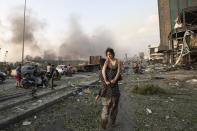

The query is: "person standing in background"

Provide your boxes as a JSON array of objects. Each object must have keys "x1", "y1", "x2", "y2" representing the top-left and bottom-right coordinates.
[{"x1": 16, "y1": 64, "x2": 22, "y2": 88}]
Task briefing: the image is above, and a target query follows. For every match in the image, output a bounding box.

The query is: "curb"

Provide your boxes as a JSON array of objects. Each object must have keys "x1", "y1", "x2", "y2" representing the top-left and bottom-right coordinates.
[{"x1": 0, "y1": 86, "x2": 70, "y2": 111}]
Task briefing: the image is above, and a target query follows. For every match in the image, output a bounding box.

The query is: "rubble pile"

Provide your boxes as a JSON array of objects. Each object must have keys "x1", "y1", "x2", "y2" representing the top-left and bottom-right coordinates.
[{"x1": 144, "y1": 64, "x2": 171, "y2": 73}]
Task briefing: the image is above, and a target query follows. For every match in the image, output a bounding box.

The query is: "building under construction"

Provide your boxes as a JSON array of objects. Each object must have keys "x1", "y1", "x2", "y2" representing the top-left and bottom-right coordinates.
[{"x1": 158, "y1": 0, "x2": 197, "y2": 65}]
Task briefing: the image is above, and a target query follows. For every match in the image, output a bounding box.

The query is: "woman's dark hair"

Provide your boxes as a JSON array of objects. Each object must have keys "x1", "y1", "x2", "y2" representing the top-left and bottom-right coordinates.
[{"x1": 105, "y1": 48, "x2": 115, "y2": 57}]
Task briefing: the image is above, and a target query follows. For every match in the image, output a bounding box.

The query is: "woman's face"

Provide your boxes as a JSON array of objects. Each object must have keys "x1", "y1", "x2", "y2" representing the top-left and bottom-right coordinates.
[{"x1": 107, "y1": 51, "x2": 114, "y2": 59}]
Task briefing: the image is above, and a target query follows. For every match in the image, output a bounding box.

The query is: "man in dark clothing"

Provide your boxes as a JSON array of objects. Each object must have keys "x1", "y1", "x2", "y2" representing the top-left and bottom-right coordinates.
[
  {"x1": 5, "y1": 64, "x2": 12, "y2": 79},
  {"x1": 32, "y1": 65, "x2": 39, "y2": 96},
  {"x1": 48, "y1": 65, "x2": 55, "y2": 89}
]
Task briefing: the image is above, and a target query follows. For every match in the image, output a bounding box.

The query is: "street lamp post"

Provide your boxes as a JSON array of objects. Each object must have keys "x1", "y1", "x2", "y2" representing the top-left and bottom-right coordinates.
[{"x1": 22, "y1": 0, "x2": 27, "y2": 65}]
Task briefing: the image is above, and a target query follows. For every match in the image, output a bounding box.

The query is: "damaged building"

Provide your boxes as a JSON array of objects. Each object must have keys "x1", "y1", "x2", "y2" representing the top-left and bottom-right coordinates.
[
  {"x1": 158, "y1": 0, "x2": 197, "y2": 65},
  {"x1": 148, "y1": 45, "x2": 164, "y2": 63}
]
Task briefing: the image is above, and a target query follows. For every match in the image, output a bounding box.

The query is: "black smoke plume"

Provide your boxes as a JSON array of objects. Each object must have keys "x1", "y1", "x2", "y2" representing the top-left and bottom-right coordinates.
[
  {"x1": 8, "y1": 7, "x2": 45, "y2": 50},
  {"x1": 43, "y1": 50, "x2": 57, "y2": 60}
]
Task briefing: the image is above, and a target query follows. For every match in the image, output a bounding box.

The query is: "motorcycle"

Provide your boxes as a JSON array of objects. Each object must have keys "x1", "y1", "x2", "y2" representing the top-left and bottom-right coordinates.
[
  {"x1": 21, "y1": 73, "x2": 49, "y2": 89},
  {"x1": 21, "y1": 73, "x2": 36, "y2": 89}
]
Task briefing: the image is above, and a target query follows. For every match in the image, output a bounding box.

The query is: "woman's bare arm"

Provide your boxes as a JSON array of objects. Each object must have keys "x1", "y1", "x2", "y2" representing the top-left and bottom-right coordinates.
[
  {"x1": 102, "y1": 60, "x2": 108, "y2": 84},
  {"x1": 113, "y1": 59, "x2": 121, "y2": 82}
]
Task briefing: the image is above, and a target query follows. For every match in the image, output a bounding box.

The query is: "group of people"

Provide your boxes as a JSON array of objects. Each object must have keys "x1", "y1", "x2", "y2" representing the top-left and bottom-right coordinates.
[
  {"x1": 15, "y1": 64, "x2": 39, "y2": 95},
  {"x1": 15, "y1": 63, "x2": 57, "y2": 96}
]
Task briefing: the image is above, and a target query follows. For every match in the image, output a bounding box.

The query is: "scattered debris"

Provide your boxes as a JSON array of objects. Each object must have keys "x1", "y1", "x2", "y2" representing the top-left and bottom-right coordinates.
[
  {"x1": 78, "y1": 92, "x2": 84, "y2": 96},
  {"x1": 83, "y1": 89, "x2": 91, "y2": 94},
  {"x1": 37, "y1": 100, "x2": 42, "y2": 103},
  {"x1": 165, "y1": 115, "x2": 170, "y2": 120},
  {"x1": 152, "y1": 76, "x2": 165, "y2": 80},
  {"x1": 144, "y1": 68, "x2": 154, "y2": 73},
  {"x1": 71, "y1": 83, "x2": 75, "y2": 87},
  {"x1": 131, "y1": 78, "x2": 150, "y2": 83},
  {"x1": 22, "y1": 121, "x2": 31, "y2": 126},
  {"x1": 32, "y1": 103, "x2": 37, "y2": 106},
  {"x1": 72, "y1": 91, "x2": 77, "y2": 95},
  {"x1": 15, "y1": 107, "x2": 25, "y2": 111},
  {"x1": 168, "y1": 97, "x2": 174, "y2": 102},
  {"x1": 146, "y1": 108, "x2": 152, "y2": 115},
  {"x1": 175, "y1": 82, "x2": 179, "y2": 86},
  {"x1": 169, "y1": 81, "x2": 180, "y2": 87},
  {"x1": 170, "y1": 98, "x2": 174, "y2": 102},
  {"x1": 75, "y1": 86, "x2": 82, "y2": 89},
  {"x1": 186, "y1": 79, "x2": 197, "y2": 83}
]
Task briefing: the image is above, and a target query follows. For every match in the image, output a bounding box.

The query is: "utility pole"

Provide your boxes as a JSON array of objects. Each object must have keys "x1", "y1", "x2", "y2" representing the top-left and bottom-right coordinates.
[
  {"x1": 4, "y1": 51, "x2": 8, "y2": 63},
  {"x1": 22, "y1": 0, "x2": 27, "y2": 65}
]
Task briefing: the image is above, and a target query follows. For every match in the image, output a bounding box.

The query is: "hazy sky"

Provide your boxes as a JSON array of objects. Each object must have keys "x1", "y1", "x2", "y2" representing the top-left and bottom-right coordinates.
[{"x1": 0, "y1": 0, "x2": 160, "y2": 61}]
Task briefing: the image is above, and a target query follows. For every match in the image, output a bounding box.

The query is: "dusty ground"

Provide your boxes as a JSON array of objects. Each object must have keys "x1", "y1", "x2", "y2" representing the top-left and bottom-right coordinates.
[
  {"x1": 126, "y1": 70, "x2": 197, "y2": 131},
  {"x1": 2, "y1": 69, "x2": 197, "y2": 131},
  {"x1": 3, "y1": 87, "x2": 103, "y2": 131}
]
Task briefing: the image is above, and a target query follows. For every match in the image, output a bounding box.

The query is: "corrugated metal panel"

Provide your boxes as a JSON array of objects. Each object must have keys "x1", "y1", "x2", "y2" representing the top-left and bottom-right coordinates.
[
  {"x1": 183, "y1": 0, "x2": 188, "y2": 8},
  {"x1": 170, "y1": 0, "x2": 175, "y2": 29},
  {"x1": 187, "y1": 0, "x2": 192, "y2": 7},
  {"x1": 178, "y1": 0, "x2": 183, "y2": 13},
  {"x1": 174, "y1": 0, "x2": 179, "y2": 17},
  {"x1": 192, "y1": 0, "x2": 197, "y2": 6}
]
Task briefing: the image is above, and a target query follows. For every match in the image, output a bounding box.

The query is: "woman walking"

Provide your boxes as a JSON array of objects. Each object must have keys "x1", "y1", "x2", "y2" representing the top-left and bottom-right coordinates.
[{"x1": 101, "y1": 48, "x2": 121, "y2": 129}]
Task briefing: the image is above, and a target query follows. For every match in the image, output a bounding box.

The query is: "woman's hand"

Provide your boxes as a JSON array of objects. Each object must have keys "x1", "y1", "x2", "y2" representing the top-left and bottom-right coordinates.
[
  {"x1": 110, "y1": 79, "x2": 116, "y2": 84},
  {"x1": 105, "y1": 81, "x2": 110, "y2": 85}
]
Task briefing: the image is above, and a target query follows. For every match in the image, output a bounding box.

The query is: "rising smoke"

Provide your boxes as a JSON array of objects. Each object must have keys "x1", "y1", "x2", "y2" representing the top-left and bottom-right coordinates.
[
  {"x1": 8, "y1": 7, "x2": 45, "y2": 52},
  {"x1": 58, "y1": 15, "x2": 116, "y2": 60},
  {"x1": 43, "y1": 50, "x2": 57, "y2": 60},
  {"x1": 2, "y1": 8, "x2": 117, "y2": 61}
]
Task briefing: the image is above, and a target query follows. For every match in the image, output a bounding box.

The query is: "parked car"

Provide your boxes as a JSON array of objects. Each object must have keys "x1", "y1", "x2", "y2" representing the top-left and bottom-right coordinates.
[
  {"x1": 21, "y1": 65, "x2": 34, "y2": 76},
  {"x1": 21, "y1": 65, "x2": 45, "y2": 76},
  {"x1": 0, "y1": 71, "x2": 6, "y2": 82},
  {"x1": 56, "y1": 65, "x2": 67, "y2": 75}
]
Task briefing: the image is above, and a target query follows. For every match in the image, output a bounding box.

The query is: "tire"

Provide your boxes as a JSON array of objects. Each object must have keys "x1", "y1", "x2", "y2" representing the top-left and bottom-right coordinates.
[
  {"x1": 0, "y1": 76, "x2": 5, "y2": 82},
  {"x1": 21, "y1": 80, "x2": 29, "y2": 89}
]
